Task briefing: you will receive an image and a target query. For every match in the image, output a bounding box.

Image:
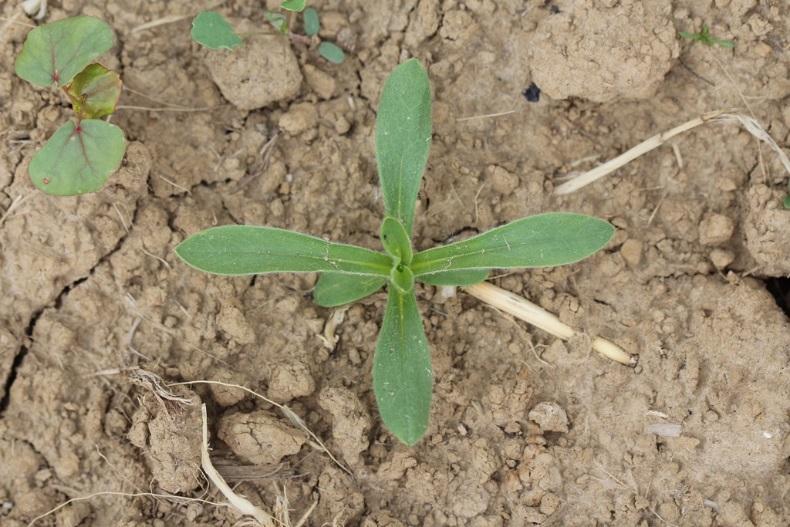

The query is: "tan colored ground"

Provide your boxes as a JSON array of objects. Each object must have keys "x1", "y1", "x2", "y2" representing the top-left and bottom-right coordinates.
[{"x1": 1, "y1": 1, "x2": 788, "y2": 526}]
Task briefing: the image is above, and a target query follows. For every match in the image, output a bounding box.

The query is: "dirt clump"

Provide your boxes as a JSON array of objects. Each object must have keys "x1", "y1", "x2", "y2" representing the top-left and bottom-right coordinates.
[
  {"x1": 128, "y1": 390, "x2": 203, "y2": 494},
  {"x1": 528, "y1": 0, "x2": 679, "y2": 102},
  {"x1": 699, "y1": 212, "x2": 736, "y2": 246},
  {"x1": 318, "y1": 385, "x2": 371, "y2": 466},
  {"x1": 204, "y1": 33, "x2": 302, "y2": 110},
  {"x1": 528, "y1": 401, "x2": 570, "y2": 433},
  {"x1": 217, "y1": 409, "x2": 306, "y2": 465}
]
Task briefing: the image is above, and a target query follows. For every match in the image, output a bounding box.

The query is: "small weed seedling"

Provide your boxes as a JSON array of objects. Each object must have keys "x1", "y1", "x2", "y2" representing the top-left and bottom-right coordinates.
[
  {"x1": 680, "y1": 25, "x2": 734, "y2": 49},
  {"x1": 176, "y1": 60, "x2": 614, "y2": 445},
  {"x1": 192, "y1": 1, "x2": 345, "y2": 64},
  {"x1": 15, "y1": 16, "x2": 127, "y2": 196}
]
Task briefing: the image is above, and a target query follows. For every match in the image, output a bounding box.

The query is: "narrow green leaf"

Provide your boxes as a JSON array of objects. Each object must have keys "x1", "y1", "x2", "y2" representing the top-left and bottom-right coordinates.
[
  {"x1": 265, "y1": 11, "x2": 289, "y2": 33},
  {"x1": 314, "y1": 273, "x2": 386, "y2": 307},
  {"x1": 65, "y1": 64, "x2": 122, "y2": 119},
  {"x1": 318, "y1": 41, "x2": 345, "y2": 64},
  {"x1": 418, "y1": 269, "x2": 488, "y2": 286},
  {"x1": 29, "y1": 119, "x2": 126, "y2": 196},
  {"x1": 411, "y1": 212, "x2": 614, "y2": 277},
  {"x1": 390, "y1": 264, "x2": 414, "y2": 294},
  {"x1": 374, "y1": 288, "x2": 432, "y2": 445},
  {"x1": 713, "y1": 37, "x2": 735, "y2": 49},
  {"x1": 191, "y1": 11, "x2": 243, "y2": 50},
  {"x1": 15, "y1": 16, "x2": 115, "y2": 87},
  {"x1": 375, "y1": 58, "x2": 431, "y2": 234},
  {"x1": 783, "y1": 194, "x2": 790, "y2": 210},
  {"x1": 380, "y1": 217, "x2": 413, "y2": 264},
  {"x1": 303, "y1": 7, "x2": 320, "y2": 37},
  {"x1": 175, "y1": 226, "x2": 392, "y2": 277},
  {"x1": 281, "y1": 0, "x2": 306, "y2": 12}
]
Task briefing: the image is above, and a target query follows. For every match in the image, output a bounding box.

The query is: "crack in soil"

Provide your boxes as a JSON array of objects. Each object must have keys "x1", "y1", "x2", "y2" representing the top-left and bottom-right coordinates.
[{"x1": 0, "y1": 196, "x2": 144, "y2": 416}]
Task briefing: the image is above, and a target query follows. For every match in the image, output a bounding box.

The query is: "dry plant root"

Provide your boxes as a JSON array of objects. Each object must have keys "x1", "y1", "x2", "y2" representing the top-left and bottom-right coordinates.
[
  {"x1": 200, "y1": 404, "x2": 275, "y2": 527},
  {"x1": 554, "y1": 110, "x2": 790, "y2": 195},
  {"x1": 464, "y1": 282, "x2": 636, "y2": 366}
]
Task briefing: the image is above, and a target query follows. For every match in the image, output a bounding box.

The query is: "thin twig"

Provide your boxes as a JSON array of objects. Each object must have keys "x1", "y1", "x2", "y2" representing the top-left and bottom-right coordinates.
[
  {"x1": 116, "y1": 104, "x2": 218, "y2": 113},
  {"x1": 0, "y1": 192, "x2": 33, "y2": 227},
  {"x1": 456, "y1": 109, "x2": 518, "y2": 122},
  {"x1": 26, "y1": 491, "x2": 230, "y2": 527}
]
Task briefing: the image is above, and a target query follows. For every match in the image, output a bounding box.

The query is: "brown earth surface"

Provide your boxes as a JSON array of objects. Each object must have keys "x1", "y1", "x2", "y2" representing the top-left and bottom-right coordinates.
[{"x1": 1, "y1": 1, "x2": 789, "y2": 526}]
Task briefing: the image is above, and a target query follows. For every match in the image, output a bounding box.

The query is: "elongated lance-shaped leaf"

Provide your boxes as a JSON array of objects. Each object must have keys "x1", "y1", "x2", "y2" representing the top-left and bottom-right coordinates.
[
  {"x1": 15, "y1": 16, "x2": 115, "y2": 87},
  {"x1": 376, "y1": 59, "x2": 431, "y2": 234},
  {"x1": 176, "y1": 225, "x2": 393, "y2": 277},
  {"x1": 29, "y1": 119, "x2": 126, "y2": 196},
  {"x1": 411, "y1": 213, "x2": 614, "y2": 277},
  {"x1": 418, "y1": 269, "x2": 488, "y2": 286},
  {"x1": 314, "y1": 273, "x2": 386, "y2": 307},
  {"x1": 374, "y1": 288, "x2": 432, "y2": 445},
  {"x1": 381, "y1": 216, "x2": 412, "y2": 264}
]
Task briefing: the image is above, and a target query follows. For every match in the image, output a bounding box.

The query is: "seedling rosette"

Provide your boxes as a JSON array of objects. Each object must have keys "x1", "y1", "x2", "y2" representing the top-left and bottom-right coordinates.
[
  {"x1": 176, "y1": 59, "x2": 614, "y2": 445},
  {"x1": 15, "y1": 16, "x2": 127, "y2": 196},
  {"x1": 192, "y1": 2, "x2": 346, "y2": 64}
]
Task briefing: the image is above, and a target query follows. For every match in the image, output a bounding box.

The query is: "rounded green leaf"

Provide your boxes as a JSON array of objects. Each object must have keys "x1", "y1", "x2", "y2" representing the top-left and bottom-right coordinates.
[
  {"x1": 65, "y1": 64, "x2": 122, "y2": 119},
  {"x1": 281, "y1": 0, "x2": 306, "y2": 12},
  {"x1": 319, "y1": 41, "x2": 345, "y2": 64},
  {"x1": 784, "y1": 194, "x2": 790, "y2": 210},
  {"x1": 29, "y1": 120, "x2": 126, "y2": 196},
  {"x1": 191, "y1": 11, "x2": 242, "y2": 50},
  {"x1": 303, "y1": 8, "x2": 320, "y2": 37},
  {"x1": 15, "y1": 16, "x2": 115, "y2": 88}
]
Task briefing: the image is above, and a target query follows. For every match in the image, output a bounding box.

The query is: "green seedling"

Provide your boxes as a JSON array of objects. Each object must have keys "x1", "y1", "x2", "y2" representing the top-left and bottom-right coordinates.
[
  {"x1": 192, "y1": 1, "x2": 345, "y2": 64},
  {"x1": 680, "y1": 25, "x2": 734, "y2": 48},
  {"x1": 175, "y1": 59, "x2": 614, "y2": 445},
  {"x1": 14, "y1": 16, "x2": 127, "y2": 196}
]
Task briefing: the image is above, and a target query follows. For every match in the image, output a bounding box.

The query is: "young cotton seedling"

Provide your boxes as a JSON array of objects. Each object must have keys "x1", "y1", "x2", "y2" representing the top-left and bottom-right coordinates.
[
  {"x1": 680, "y1": 25, "x2": 734, "y2": 49},
  {"x1": 15, "y1": 16, "x2": 127, "y2": 196},
  {"x1": 191, "y1": 2, "x2": 345, "y2": 64},
  {"x1": 175, "y1": 59, "x2": 614, "y2": 445}
]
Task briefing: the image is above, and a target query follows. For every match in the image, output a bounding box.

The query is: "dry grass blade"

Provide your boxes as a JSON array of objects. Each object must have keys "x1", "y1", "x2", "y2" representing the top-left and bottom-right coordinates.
[
  {"x1": 26, "y1": 491, "x2": 230, "y2": 527},
  {"x1": 715, "y1": 113, "x2": 790, "y2": 174},
  {"x1": 464, "y1": 282, "x2": 636, "y2": 366},
  {"x1": 555, "y1": 109, "x2": 790, "y2": 195},
  {"x1": 554, "y1": 110, "x2": 725, "y2": 195}
]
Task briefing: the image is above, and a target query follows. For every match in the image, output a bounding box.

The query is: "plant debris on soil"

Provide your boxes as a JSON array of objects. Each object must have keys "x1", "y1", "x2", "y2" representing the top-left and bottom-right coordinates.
[{"x1": 1, "y1": 1, "x2": 788, "y2": 526}]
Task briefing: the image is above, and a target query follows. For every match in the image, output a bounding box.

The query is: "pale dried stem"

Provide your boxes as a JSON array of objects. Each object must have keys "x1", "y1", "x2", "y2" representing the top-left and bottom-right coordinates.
[
  {"x1": 555, "y1": 109, "x2": 790, "y2": 195},
  {"x1": 554, "y1": 110, "x2": 725, "y2": 195},
  {"x1": 463, "y1": 282, "x2": 636, "y2": 366},
  {"x1": 201, "y1": 404, "x2": 276, "y2": 527}
]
